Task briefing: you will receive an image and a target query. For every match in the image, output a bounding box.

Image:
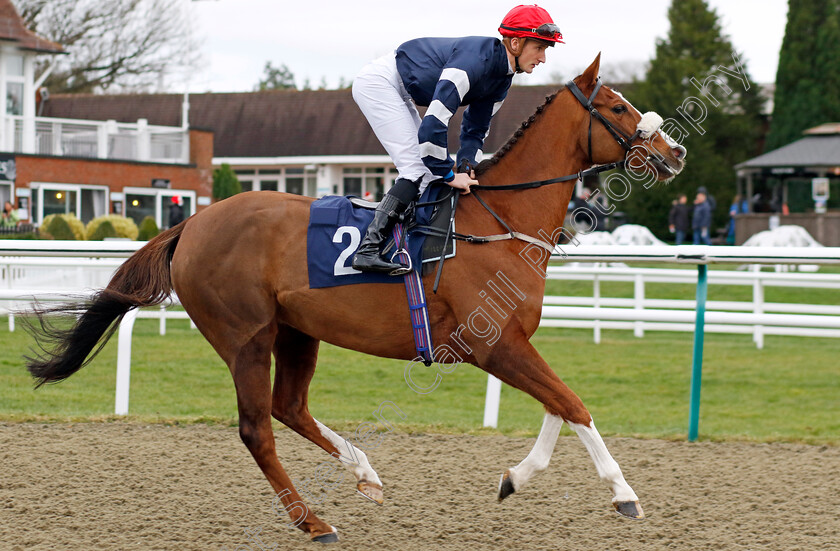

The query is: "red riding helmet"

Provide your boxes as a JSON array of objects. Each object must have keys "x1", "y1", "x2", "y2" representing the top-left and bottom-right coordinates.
[{"x1": 499, "y1": 4, "x2": 564, "y2": 44}]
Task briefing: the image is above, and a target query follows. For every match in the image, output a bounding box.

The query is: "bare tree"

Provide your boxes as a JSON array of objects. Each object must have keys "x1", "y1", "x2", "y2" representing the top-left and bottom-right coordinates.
[{"x1": 13, "y1": 0, "x2": 203, "y2": 93}]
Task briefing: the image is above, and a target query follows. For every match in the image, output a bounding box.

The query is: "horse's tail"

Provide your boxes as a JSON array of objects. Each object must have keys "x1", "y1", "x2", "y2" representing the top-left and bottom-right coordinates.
[{"x1": 25, "y1": 222, "x2": 187, "y2": 388}]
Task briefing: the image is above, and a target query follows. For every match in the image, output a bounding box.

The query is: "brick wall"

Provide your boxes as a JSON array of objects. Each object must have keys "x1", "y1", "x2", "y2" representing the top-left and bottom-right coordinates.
[{"x1": 13, "y1": 128, "x2": 213, "y2": 220}]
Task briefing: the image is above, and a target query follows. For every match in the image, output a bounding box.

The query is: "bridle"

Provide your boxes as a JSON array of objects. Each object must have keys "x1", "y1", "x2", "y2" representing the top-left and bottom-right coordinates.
[
  {"x1": 566, "y1": 77, "x2": 643, "y2": 165},
  {"x1": 419, "y1": 78, "x2": 666, "y2": 291},
  {"x1": 471, "y1": 77, "x2": 648, "y2": 192}
]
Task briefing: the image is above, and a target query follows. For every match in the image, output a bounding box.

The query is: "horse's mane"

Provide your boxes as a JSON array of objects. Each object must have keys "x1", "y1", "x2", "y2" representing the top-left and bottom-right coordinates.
[{"x1": 475, "y1": 89, "x2": 560, "y2": 176}]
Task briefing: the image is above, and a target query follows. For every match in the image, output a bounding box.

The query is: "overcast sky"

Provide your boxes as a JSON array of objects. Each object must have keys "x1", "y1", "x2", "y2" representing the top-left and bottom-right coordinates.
[{"x1": 182, "y1": 0, "x2": 789, "y2": 93}]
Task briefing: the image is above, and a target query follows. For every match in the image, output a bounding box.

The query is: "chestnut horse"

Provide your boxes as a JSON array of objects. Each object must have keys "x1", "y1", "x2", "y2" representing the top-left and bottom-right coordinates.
[{"x1": 25, "y1": 55, "x2": 685, "y2": 543}]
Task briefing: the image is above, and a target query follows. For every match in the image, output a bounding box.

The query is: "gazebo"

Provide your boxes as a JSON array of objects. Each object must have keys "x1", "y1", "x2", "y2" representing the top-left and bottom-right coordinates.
[{"x1": 734, "y1": 123, "x2": 840, "y2": 246}]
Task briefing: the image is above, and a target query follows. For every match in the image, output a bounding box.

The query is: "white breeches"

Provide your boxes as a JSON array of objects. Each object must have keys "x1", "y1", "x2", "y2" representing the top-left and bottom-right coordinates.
[{"x1": 352, "y1": 52, "x2": 436, "y2": 195}]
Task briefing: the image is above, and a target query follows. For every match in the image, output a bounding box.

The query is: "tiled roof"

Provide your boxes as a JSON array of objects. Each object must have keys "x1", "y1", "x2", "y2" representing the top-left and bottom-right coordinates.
[
  {"x1": 41, "y1": 85, "x2": 568, "y2": 158},
  {"x1": 736, "y1": 134, "x2": 840, "y2": 169},
  {"x1": 0, "y1": 0, "x2": 63, "y2": 53}
]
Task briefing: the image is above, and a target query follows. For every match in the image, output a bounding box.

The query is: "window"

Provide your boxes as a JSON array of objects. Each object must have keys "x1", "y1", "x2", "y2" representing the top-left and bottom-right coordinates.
[
  {"x1": 286, "y1": 177, "x2": 304, "y2": 195},
  {"x1": 6, "y1": 83, "x2": 22, "y2": 116},
  {"x1": 0, "y1": 183, "x2": 10, "y2": 208},
  {"x1": 283, "y1": 167, "x2": 317, "y2": 196},
  {"x1": 6, "y1": 54, "x2": 23, "y2": 77},
  {"x1": 343, "y1": 166, "x2": 392, "y2": 199},
  {"x1": 123, "y1": 187, "x2": 196, "y2": 229},
  {"x1": 81, "y1": 188, "x2": 106, "y2": 222},
  {"x1": 343, "y1": 176, "x2": 362, "y2": 196},
  {"x1": 30, "y1": 183, "x2": 109, "y2": 224},
  {"x1": 126, "y1": 194, "x2": 156, "y2": 225},
  {"x1": 5, "y1": 54, "x2": 25, "y2": 117}
]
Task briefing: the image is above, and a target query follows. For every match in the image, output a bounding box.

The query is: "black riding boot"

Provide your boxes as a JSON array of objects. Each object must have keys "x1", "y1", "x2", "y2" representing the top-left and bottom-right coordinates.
[{"x1": 352, "y1": 178, "x2": 418, "y2": 274}]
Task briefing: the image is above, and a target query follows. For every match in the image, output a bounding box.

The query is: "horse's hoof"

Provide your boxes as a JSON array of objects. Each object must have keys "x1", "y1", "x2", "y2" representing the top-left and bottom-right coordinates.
[
  {"x1": 356, "y1": 481, "x2": 384, "y2": 505},
  {"x1": 311, "y1": 527, "x2": 339, "y2": 544},
  {"x1": 614, "y1": 500, "x2": 645, "y2": 520},
  {"x1": 498, "y1": 470, "x2": 515, "y2": 502}
]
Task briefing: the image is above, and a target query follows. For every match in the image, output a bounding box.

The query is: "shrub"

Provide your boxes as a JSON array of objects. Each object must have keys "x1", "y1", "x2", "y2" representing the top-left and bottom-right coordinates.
[
  {"x1": 88, "y1": 220, "x2": 118, "y2": 241},
  {"x1": 41, "y1": 213, "x2": 85, "y2": 240},
  {"x1": 137, "y1": 216, "x2": 160, "y2": 241},
  {"x1": 46, "y1": 215, "x2": 76, "y2": 240},
  {"x1": 85, "y1": 215, "x2": 139, "y2": 240},
  {"x1": 213, "y1": 163, "x2": 242, "y2": 201}
]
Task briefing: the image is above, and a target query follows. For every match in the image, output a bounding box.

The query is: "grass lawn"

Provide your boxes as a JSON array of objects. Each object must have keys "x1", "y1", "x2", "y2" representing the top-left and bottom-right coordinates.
[{"x1": 1, "y1": 312, "x2": 837, "y2": 444}]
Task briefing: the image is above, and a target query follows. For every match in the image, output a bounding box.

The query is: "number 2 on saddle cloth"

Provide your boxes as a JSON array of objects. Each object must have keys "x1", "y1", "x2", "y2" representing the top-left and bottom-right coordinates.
[{"x1": 306, "y1": 185, "x2": 457, "y2": 365}]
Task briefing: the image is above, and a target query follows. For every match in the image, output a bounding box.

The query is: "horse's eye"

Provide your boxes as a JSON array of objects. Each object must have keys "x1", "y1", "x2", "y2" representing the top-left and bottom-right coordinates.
[{"x1": 612, "y1": 104, "x2": 628, "y2": 114}]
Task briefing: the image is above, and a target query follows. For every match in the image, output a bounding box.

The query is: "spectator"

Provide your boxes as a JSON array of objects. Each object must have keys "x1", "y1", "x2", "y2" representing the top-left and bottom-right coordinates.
[
  {"x1": 668, "y1": 194, "x2": 690, "y2": 245},
  {"x1": 168, "y1": 196, "x2": 184, "y2": 228},
  {"x1": 697, "y1": 185, "x2": 716, "y2": 213},
  {"x1": 692, "y1": 189, "x2": 712, "y2": 245},
  {"x1": 1, "y1": 200, "x2": 19, "y2": 228},
  {"x1": 726, "y1": 194, "x2": 748, "y2": 244}
]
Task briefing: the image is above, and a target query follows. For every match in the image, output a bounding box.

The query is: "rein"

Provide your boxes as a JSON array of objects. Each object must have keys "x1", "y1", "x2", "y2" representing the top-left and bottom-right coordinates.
[{"x1": 415, "y1": 78, "x2": 646, "y2": 291}]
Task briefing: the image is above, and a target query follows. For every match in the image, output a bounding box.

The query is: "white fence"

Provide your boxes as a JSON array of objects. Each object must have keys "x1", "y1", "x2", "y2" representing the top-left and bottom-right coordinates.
[
  {"x1": 2, "y1": 242, "x2": 840, "y2": 426},
  {"x1": 1, "y1": 241, "x2": 189, "y2": 415},
  {"x1": 484, "y1": 245, "x2": 840, "y2": 434},
  {"x1": 543, "y1": 265, "x2": 840, "y2": 348}
]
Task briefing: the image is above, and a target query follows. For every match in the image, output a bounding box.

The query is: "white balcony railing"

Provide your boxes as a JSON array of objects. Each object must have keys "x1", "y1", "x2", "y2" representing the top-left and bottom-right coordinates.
[{"x1": 2, "y1": 115, "x2": 190, "y2": 164}]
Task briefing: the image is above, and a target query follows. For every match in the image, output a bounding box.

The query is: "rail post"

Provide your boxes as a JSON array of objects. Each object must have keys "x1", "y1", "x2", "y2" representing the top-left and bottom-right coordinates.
[
  {"x1": 688, "y1": 264, "x2": 708, "y2": 442},
  {"x1": 115, "y1": 307, "x2": 139, "y2": 415},
  {"x1": 483, "y1": 375, "x2": 502, "y2": 428}
]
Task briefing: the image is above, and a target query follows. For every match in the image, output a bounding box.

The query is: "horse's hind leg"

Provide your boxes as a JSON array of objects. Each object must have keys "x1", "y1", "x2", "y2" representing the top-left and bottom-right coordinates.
[
  {"x1": 485, "y1": 322, "x2": 643, "y2": 519},
  {"x1": 271, "y1": 325, "x2": 385, "y2": 505},
  {"x1": 230, "y1": 323, "x2": 338, "y2": 542}
]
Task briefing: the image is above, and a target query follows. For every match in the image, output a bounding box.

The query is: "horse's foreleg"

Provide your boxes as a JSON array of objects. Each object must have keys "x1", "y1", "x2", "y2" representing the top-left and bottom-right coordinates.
[
  {"x1": 271, "y1": 326, "x2": 384, "y2": 505},
  {"x1": 567, "y1": 419, "x2": 643, "y2": 518},
  {"x1": 232, "y1": 324, "x2": 338, "y2": 543},
  {"x1": 498, "y1": 413, "x2": 564, "y2": 500},
  {"x1": 484, "y1": 322, "x2": 643, "y2": 519}
]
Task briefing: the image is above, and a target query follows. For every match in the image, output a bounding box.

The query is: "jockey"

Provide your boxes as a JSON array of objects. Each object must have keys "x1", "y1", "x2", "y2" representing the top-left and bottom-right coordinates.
[{"x1": 351, "y1": 4, "x2": 563, "y2": 273}]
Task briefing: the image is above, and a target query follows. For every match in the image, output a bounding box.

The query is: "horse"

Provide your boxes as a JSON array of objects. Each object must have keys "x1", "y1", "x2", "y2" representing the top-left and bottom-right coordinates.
[{"x1": 24, "y1": 54, "x2": 685, "y2": 544}]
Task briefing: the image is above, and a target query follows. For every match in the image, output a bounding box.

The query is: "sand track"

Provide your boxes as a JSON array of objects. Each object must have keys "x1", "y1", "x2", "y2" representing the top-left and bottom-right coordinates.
[{"x1": 1, "y1": 423, "x2": 837, "y2": 550}]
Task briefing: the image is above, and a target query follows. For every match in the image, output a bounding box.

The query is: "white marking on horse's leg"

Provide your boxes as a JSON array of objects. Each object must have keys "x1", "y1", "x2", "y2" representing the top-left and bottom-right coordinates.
[
  {"x1": 314, "y1": 419, "x2": 382, "y2": 486},
  {"x1": 568, "y1": 420, "x2": 638, "y2": 503},
  {"x1": 507, "y1": 413, "x2": 564, "y2": 490}
]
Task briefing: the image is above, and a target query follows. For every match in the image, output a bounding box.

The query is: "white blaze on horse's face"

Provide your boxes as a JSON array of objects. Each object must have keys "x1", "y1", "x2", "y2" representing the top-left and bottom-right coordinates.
[
  {"x1": 613, "y1": 90, "x2": 687, "y2": 179},
  {"x1": 636, "y1": 111, "x2": 686, "y2": 160}
]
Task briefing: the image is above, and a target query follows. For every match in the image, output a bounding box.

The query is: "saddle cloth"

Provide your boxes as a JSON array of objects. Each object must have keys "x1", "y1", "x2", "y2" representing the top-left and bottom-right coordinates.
[{"x1": 306, "y1": 184, "x2": 455, "y2": 289}]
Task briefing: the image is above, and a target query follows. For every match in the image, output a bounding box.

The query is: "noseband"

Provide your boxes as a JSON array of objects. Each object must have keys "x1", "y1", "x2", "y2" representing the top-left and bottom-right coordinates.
[{"x1": 565, "y1": 77, "x2": 642, "y2": 164}]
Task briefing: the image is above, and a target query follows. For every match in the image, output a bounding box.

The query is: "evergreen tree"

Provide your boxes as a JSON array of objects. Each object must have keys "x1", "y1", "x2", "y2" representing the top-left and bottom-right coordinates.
[
  {"x1": 46, "y1": 215, "x2": 75, "y2": 240},
  {"x1": 89, "y1": 220, "x2": 117, "y2": 241},
  {"x1": 255, "y1": 61, "x2": 297, "y2": 91},
  {"x1": 621, "y1": 0, "x2": 764, "y2": 237},
  {"x1": 766, "y1": 0, "x2": 840, "y2": 151},
  {"x1": 137, "y1": 216, "x2": 160, "y2": 241},
  {"x1": 213, "y1": 163, "x2": 242, "y2": 201}
]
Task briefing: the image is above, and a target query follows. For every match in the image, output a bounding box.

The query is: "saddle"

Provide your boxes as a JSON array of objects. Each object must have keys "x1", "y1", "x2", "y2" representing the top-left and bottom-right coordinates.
[{"x1": 348, "y1": 187, "x2": 456, "y2": 273}]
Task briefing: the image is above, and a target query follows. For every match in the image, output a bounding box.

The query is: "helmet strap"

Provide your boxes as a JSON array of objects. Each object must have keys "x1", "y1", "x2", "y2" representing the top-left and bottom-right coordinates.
[{"x1": 515, "y1": 56, "x2": 523, "y2": 74}]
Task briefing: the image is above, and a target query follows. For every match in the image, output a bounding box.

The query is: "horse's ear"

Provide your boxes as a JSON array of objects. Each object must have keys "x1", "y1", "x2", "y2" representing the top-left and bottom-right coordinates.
[{"x1": 577, "y1": 53, "x2": 602, "y2": 91}]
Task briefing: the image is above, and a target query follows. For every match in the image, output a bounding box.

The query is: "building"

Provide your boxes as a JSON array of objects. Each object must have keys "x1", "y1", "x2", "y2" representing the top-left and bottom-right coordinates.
[
  {"x1": 734, "y1": 122, "x2": 840, "y2": 245},
  {"x1": 0, "y1": 0, "x2": 213, "y2": 230},
  {"x1": 41, "y1": 85, "x2": 562, "y2": 202}
]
